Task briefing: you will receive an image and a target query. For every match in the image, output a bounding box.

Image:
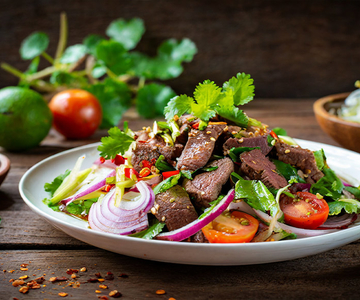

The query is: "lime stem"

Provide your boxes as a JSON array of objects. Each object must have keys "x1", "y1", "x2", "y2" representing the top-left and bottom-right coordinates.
[
  {"x1": 55, "y1": 12, "x2": 68, "y2": 62},
  {"x1": 0, "y1": 62, "x2": 25, "y2": 79},
  {"x1": 41, "y1": 52, "x2": 54, "y2": 64}
]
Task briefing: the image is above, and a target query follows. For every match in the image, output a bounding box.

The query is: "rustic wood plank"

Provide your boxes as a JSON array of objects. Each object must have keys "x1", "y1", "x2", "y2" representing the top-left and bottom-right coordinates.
[{"x1": 1, "y1": 247, "x2": 360, "y2": 299}]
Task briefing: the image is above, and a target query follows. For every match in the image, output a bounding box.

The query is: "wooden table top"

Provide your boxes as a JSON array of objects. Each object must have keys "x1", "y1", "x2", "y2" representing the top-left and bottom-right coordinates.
[{"x1": 1, "y1": 98, "x2": 360, "y2": 300}]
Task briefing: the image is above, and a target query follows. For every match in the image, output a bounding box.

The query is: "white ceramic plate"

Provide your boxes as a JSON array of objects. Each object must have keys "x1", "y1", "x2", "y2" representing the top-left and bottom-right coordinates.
[{"x1": 19, "y1": 139, "x2": 360, "y2": 266}]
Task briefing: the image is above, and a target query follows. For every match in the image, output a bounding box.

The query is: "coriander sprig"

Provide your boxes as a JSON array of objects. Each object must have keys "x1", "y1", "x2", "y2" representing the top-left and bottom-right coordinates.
[
  {"x1": 164, "y1": 72, "x2": 254, "y2": 128},
  {"x1": 1, "y1": 13, "x2": 197, "y2": 129}
]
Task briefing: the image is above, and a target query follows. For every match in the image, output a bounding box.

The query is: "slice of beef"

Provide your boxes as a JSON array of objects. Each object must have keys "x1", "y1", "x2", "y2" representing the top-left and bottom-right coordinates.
[
  {"x1": 240, "y1": 149, "x2": 288, "y2": 190},
  {"x1": 177, "y1": 124, "x2": 226, "y2": 171},
  {"x1": 223, "y1": 135, "x2": 273, "y2": 156},
  {"x1": 175, "y1": 123, "x2": 190, "y2": 145},
  {"x1": 188, "y1": 230, "x2": 209, "y2": 243},
  {"x1": 274, "y1": 141, "x2": 324, "y2": 183},
  {"x1": 154, "y1": 185, "x2": 198, "y2": 231},
  {"x1": 183, "y1": 157, "x2": 234, "y2": 208},
  {"x1": 131, "y1": 136, "x2": 184, "y2": 172}
]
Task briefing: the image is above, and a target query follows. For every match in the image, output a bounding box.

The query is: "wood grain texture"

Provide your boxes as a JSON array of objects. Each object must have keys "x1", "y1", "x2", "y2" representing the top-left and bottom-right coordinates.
[{"x1": 1, "y1": 0, "x2": 360, "y2": 97}]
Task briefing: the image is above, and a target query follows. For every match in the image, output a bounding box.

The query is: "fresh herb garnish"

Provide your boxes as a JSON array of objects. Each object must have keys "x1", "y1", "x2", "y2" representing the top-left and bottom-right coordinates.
[
  {"x1": 164, "y1": 72, "x2": 255, "y2": 128},
  {"x1": 1, "y1": 13, "x2": 197, "y2": 127},
  {"x1": 153, "y1": 173, "x2": 181, "y2": 195},
  {"x1": 44, "y1": 170, "x2": 71, "y2": 197},
  {"x1": 129, "y1": 220, "x2": 166, "y2": 239},
  {"x1": 98, "y1": 126, "x2": 134, "y2": 159},
  {"x1": 155, "y1": 155, "x2": 176, "y2": 172}
]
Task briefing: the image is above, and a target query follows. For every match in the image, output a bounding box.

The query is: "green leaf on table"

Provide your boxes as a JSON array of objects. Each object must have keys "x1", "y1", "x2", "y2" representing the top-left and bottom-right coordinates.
[
  {"x1": 106, "y1": 18, "x2": 145, "y2": 50},
  {"x1": 20, "y1": 31, "x2": 49, "y2": 60},
  {"x1": 60, "y1": 44, "x2": 87, "y2": 64},
  {"x1": 157, "y1": 38, "x2": 197, "y2": 62},
  {"x1": 222, "y1": 72, "x2": 255, "y2": 105},
  {"x1": 97, "y1": 126, "x2": 134, "y2": 159},
  {"x1": 136, "y1": 83, "x2": 176, "y2": 119},
  {"x1": 83, "y1": 34, "x2": 106, "y2": 55},
  {"x1": 95, "y1": 40, "x2": 132, "y2": 75},
  {"x1": 87, "y1": 77, "x2": 132, "y2": 128}
]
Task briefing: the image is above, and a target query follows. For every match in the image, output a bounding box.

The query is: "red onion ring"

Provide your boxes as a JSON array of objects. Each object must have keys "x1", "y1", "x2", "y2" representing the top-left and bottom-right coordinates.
[
  {"x1": 88, "y1": 180, "x2": 155, "y2": 235},
  {"x1": 155, "y1": 189, "x2": 235, "y2": 242}
]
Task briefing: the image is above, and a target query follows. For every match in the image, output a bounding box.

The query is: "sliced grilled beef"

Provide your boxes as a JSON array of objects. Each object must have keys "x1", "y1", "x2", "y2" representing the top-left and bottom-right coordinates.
[
  {"x1": 240, "y1": 149, "x2": 288, "y2": 190},
  {"x1": 188, "y1": 230, "x2": 209, "y2": 243},
  {"x1": 183, "y1": 157, "x2": 234, "y2": 208},
  {"x1": 154, "y1": 185, "x2": 198, "y2": 231},
  {"x1": 274, "y1": 141, "x2": 324, "y2": 183},
  {"x1": 223, "y1": 135, "x2": 273, "y2": 156},
  {"x1": 131, "y1": 135, "x2": 184, "y2": 172},
  {"x1": 177, "y1": 124, "x2": 226, "y2": 171}
]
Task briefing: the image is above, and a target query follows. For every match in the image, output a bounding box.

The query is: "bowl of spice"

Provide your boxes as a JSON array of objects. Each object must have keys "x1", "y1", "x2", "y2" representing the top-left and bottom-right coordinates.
[
  {"x1": 314, "y1": 86, "x2": 360, "y2": 153},
  {"x1": 0, "y1": 153, "x2": 10, "y2": 188}
]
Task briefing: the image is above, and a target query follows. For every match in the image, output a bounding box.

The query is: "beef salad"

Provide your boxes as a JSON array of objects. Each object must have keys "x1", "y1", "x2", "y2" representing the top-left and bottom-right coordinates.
[{"x1": 43, "y1": 73, "x2": 360, "y2": 243}]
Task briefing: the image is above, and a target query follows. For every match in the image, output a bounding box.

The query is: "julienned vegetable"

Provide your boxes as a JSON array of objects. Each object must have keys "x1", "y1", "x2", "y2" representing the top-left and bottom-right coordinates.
[{"x1": 43, "y1": 72, "x2": 360, "y2": 243}]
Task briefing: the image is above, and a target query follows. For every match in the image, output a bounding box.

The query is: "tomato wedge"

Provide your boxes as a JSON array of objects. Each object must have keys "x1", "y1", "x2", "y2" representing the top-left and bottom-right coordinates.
[
  {"x1": 202, "y1": 211, "x2": 259, "y2": 243},
  {"x1": 280, "y1": 191, "x2": 329, "y2": 229}
]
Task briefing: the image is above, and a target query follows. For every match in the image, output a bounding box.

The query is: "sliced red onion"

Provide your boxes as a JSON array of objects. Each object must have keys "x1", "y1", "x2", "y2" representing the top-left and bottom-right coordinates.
[
  {"x1": 61, "y1": 169, "x2": 115, "y2": 206},
  {"x1": 228, "y1": 200, "x2": 256, "y2": 216},
  {"x1": 254, "y1": 209, "x2": 339, "y2": 238},
  {"x1": 342, "y1": 181, "x2": 353, "y2": 187},
  {"x1": 102, "y1": 181, "x2": 154, "y2": 222},
  {"x1": 318, "y1": 214, "x2": 358, "y2": 229},
  {"x1": 88, "y1": 180, "x2": 155, "y2": 235},
  {"x1": 155, "y1": 189, "x2": 235, "y2": 242},
  {"x1": 291, "y1": 183, "x2": 311, "y2": 192}
]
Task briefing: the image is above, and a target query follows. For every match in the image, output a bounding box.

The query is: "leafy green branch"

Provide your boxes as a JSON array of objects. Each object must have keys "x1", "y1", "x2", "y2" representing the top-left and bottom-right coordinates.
[{"x1": 1, "y1": 13, "x2": 197, "y2": 129}]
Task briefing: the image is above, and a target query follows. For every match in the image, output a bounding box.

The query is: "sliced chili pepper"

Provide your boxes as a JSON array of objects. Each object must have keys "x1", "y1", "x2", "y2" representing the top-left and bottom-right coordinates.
[
  {"x1": 192, "y1": 122, "x2": 200, "y2": 130},
  {"x1": 101, "y1": 184, "x2": 114, "y2": 192},
  {"x1": 142, "y1": 160, "x2": 152, "y2": 169},
  {"x1": 162, "y1": 170, "x2": 180, "y2": 180},
  {"x1": 125, "y1": 168, "x2": 139, "y2": 179},
  {"x1": 139, "y1": 167, "x2": 151, "y2": 177},
  {"x1": 99, "y1": 157, "x2": 106, "y2": 164},
  {"x1": 111, "y1": 155, "x2": 125, "y2": 166},
  {"x1": 270, "y1": 130, "x2": 279, "y2": 140}
]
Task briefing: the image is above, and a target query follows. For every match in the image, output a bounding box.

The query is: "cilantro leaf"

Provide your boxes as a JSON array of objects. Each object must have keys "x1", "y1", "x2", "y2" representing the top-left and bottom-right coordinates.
[
  {"x1": 222, "y1": 72, "x2": 255, "y2": 105},
  {"x1": 44, "y1": 170, "x2": 71, "y2": 197},
  {"x1": 20, "y1": 31, "x2": 49, "y2": 60},
  {"x1": 157, "y1": 38, "x2": 197, "y2": 62},
  {"x1": 106, "y1": 18, "x2": 145, "y2": 50},
  {"x1": 216, "y1": 105, "x2": 248, "y2": 128},
  {"x1": 87, "y1": 78, "x2": 132, "y2": 129},
  {"x1": 164, "y1": 95, "x2": 193, "y2": 120},
  {"x1": 60, "y1": 44, "x2": 87, "y2": 64},
  {"x1": 97, "y1": 127, "x2": 134, "y2": 159},
  {"x1": 328, "y1": 199, "x2": 360, "y2": 215},
  {"x1": 136, "y1": 83, "x2": 176, "y2": 119}
]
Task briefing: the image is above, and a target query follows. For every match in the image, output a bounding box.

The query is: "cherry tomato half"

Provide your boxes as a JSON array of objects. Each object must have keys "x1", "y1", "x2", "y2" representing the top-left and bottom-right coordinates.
[
  {"x1": 202, "y1": 211, "x2": 259, "y2": 243},
  {"x1": 49, "y1": 89, "x2": 102, "y2": 139},
  {"x1": 280, "y1": 191, "x2": 329, "y2": 229}
]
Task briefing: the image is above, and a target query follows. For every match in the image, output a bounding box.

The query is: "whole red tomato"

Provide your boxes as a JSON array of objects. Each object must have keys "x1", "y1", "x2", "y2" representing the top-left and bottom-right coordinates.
[{"x1": 49, "y1": 89, "x2": 102, "y2": 139}]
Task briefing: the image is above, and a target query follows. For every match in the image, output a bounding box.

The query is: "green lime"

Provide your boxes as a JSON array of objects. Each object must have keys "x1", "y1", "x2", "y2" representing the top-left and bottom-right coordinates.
[{"x1": 0, "y1": 86, "x2": 53, "y2": 151}]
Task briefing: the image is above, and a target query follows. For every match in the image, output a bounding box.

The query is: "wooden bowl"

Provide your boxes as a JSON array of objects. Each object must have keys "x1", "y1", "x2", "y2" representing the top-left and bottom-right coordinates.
[
  {"x1": 0, "y1": 153, "x2": 10, "y2": 188},
  {"x1": 314, "y1": 92, "x2": 360, "y2": 152}
]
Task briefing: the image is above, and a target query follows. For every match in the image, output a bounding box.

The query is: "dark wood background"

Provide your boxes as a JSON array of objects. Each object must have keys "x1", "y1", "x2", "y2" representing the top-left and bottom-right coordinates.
[{"x1": 0, "y1": 0, "x2": 359, "y2": 98}]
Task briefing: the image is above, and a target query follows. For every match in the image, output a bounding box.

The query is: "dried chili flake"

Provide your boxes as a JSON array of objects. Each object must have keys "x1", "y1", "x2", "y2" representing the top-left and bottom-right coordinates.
[
  {"x1": 98, "y1": 278, "x2": 105, "y2": 282},
  {"x1": 98, "y1": 296, "x2": 109, "y2": 300},
  {"x1": 35, "y1": 276, "x2": 45, "y2": 284},
  {"x1": 19, "y1": 275, "x2": 28, "y2": 280},
  {"x1": 58, "y1": 292, "x2": 68, "y2": 297},
  {"x1": 50, "y1": 276, "x2": 68, "y2": 282},
  {"x1": 12, "y1": 279, "x2": 25, "y2": 287},
  {"x1": 95, "y1": 272, "x2": 102, "y2": 278},
  {"x1": 19, "y1": 286, "x2": 29, "y2": 294},
  {"x1": 105, "y1": 272, "x2": 114, "y2": 280},
  {"x1": 118, "y1": 273, "x2": 128, "y2": 278},
  {"x1": 20, "y1": 267, "x2": 28, "y2": 271},
  {"x1": 109, "y1": 290, "x2": 122, "y2": 298},
  {"x1": 99, "y1": 284, "x2": 108, "y2": 289},
  {"x1": 20, "y1": 263, "x2": 28, "y2": 268},
  {"x1": 156, "y1": 290, "x2": 166, "y2": 295},
  {"x1": 66, "y1": 268, "x2": 79, "y2": 275},
  {"x1": 87, "y1": 278, "x2": 99, "y2": 283},
  {"x1": 95, "y1": 290, "x2": 102, "y2": 294}
]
